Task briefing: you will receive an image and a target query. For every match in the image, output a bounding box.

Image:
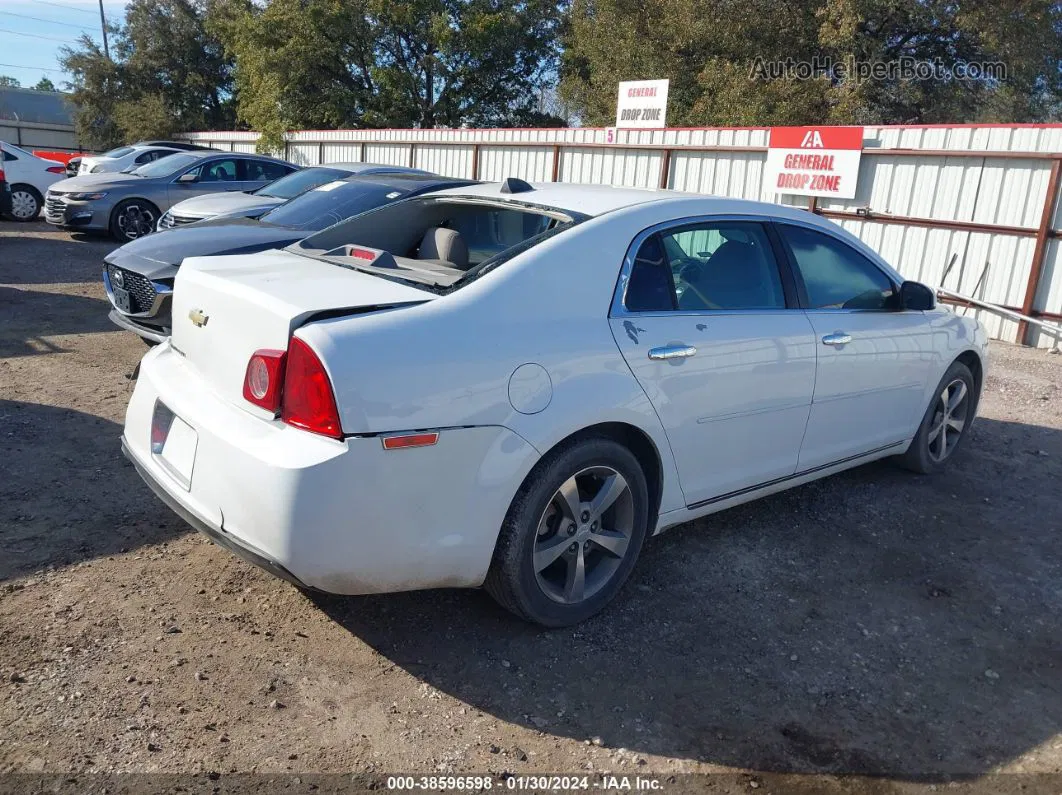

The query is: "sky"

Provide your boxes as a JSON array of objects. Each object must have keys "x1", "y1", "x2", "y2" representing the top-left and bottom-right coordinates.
[{"x1": 0, "y1": 0, "x2": 126, "y2": 89}]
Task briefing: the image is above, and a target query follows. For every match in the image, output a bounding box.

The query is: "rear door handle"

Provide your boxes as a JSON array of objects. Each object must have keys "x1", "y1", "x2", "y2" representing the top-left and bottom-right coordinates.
[
  {"x1": 821, "y1": 332, "x2": 853, "y2": 346},
  {"x1": 648, "y1": 344, "x2": 697, "y2": 360}
]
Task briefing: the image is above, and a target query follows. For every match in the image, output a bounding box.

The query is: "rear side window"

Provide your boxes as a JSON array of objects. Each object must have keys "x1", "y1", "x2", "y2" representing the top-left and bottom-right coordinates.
[
  {"x1": 244, "y1": 160, "x2": 294, "y2": 181},
  {"x1": 778, "y1": 224, "x2": 896, "y2": 310},
  {"x1": 624, "y1": 221, "x2": 785, "y2": 312}
]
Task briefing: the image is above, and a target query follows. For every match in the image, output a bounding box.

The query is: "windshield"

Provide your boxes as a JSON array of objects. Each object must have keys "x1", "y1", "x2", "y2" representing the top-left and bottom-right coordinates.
[
  {"x1": 260, "y1": 179, "x2": 409, "y2": 230},
  {"x1": 290, "y1": 196, "x2": 576, "y2": 291},
  {"x1": 257, "y1": 167, "x2": 349, "y2": 200},
  {"x1": 102, "y1": 146, "x2": 135, "y2": 158},
  {"x1": 130, "y1": 152, "x2": 199, "y2": 178}
]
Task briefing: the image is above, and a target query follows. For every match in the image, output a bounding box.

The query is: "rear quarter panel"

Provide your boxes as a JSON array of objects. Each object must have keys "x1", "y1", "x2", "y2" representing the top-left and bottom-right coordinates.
[{"x1": 297, "y1": 199, "x2": 735, "y2": 520}]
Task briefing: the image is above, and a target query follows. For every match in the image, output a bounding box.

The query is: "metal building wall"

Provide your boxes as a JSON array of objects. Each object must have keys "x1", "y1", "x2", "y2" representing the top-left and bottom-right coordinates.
[{"x1": 181, "y1": 125, "x2": 1062, "y2": 348}]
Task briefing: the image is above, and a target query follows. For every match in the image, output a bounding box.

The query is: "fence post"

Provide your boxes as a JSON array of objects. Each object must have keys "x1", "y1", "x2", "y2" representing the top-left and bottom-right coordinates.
[
  {"x1": 471, "y1": 143, "x2": 480, "y2": 180},
  {"x1": 658, "y1": 148, "x2": 672, "y2": 189},
  {"x1": 551, "y1": 145, "x2": 561, "y2": 182},
  {"x1": 1019, "y1": 157, "x2": 1062, "y2": 345}
]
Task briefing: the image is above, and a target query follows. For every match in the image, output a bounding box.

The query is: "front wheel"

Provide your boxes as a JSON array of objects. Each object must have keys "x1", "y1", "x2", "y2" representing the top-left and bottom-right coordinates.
[
  {"x1": 901, "y1": 361, "x2": 975, "y2": 473},
  {"x1": 485, "y1": 436, "x2": 650, "y2": 627},
  {"x1": 110, "y1": 199, "x2": 158, "y2": 242},
  {"x1": 7, "y1": 185, "x2": 41, "y2": 221}
]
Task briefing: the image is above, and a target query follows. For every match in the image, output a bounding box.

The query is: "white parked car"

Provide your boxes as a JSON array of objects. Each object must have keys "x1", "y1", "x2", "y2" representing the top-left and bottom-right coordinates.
[
  {"x1": 77, "y1": 141, "x2": 212, "y2": 176},
  {"x1": 122, "y1": 181, "x2": 989, "y2": 626},
  {"x1": 157, "y1": 162, "x2": 435, "y2": 230},
  {"x1": 0, "y1": 141, "x2": 66, "y2": 220}
]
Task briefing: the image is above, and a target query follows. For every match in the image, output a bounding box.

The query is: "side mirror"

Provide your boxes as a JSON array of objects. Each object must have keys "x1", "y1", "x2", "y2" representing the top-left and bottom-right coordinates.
[
  {"x1": 900, "y1": 280, "x2": 936, "y2": 311},
  {"x1": 176, "y1": 172, "x2": 199, "y2": 184}
]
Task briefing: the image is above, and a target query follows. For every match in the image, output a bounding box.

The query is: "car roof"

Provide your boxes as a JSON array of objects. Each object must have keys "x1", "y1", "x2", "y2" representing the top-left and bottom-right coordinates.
[
  {"x1": 312, "y1": 162, "x2": 433, "y2": 176},
  {"x1": 428, "y1": 180, "x2": 831, "y2": 222},
  {"x1": 427, "y1": 181, "x2": 691, "y2": 216},
  {"x1": 334, "y1": 173, "x2": 477, "y2": 191}
]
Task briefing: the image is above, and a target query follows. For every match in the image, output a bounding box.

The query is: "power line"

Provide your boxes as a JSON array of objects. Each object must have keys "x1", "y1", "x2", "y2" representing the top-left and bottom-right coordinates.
[
  {"x1": 0, "y1": 63, "x2": 66, "y2": 75},
  {"x1": 0, "y1": 63, "x2": 66, "y2": 74},
  {"x1": 0, "y1": 26, "x2": 84, "y2": 44},
  {"x1": 0, "y1": 10, "x2": 96, "y2": 30},
  {"x1": 29, "y1": 0, "x2": 99, "y2": 16}
]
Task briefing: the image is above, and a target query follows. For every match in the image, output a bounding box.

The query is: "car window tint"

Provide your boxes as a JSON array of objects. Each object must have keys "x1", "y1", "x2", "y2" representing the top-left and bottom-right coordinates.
[
  {"x1": 260, "y1": 182, "x2": 403, "y2": 230},
  {"x1": 197, "y1": 159, "x2": 238, "y2": 182},
  {"x1": 780, "y1": 225, "x2": 896, "y2": 310},
  {"x1": 257, "y1": 167, "x2": 348, "y2": 199},
  {"x1": 626, "y1": 222, "x2": 784, "y2": 312},
  {"x1": 244, "y1": 160, "x2": 293, "y2": 182},
  {"x1": 2, "y1": 150, "x2": 16, "y2": 162},
  {"x1": 624, "y1": 234, "x2": 676, "y2": 312}
]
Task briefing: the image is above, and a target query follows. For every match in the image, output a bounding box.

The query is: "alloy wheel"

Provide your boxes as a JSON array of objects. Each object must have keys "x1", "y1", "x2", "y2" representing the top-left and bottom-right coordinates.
[
  {"x1": 533, "y1": 466, "x2": 635, "y2": 605},
  {"x1": 9, "y1": 189, "x2": 39, "y2": 221},
  {"x1": 927, "y1": 378, "x2": 969, "y2": 463},
  {"x1": 117, "y1": 204, "x2": 156, "y2": 240}
]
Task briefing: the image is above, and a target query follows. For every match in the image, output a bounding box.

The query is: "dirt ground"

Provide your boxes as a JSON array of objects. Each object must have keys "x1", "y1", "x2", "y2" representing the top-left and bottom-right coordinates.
[{"x1": 1, "y1": 219, "x2": 1061, "y2": 793}]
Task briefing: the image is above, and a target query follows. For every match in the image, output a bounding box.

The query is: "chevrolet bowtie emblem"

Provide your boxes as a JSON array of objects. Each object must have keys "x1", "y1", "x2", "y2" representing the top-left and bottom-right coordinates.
[{"x1": 188, "y1": 308, "x2": 209, "y2": 328}]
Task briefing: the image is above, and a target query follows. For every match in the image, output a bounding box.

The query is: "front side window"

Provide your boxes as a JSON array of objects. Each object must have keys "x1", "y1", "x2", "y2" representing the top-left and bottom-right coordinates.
[
  {"x1": 624, "y1": 221, "x2": 786, "y2": 312},
  {"x1": 194, "y1": 159, "x2": 239, "y2": 182},
  {"x1": 778, "y1": 224, "x2": 896, "y2": 310}
]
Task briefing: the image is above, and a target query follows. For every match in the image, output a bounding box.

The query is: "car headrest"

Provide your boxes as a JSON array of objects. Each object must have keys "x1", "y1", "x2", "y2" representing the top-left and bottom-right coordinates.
[{"x1": 418, "y1": 227, "x2": 468, "y2": 269}]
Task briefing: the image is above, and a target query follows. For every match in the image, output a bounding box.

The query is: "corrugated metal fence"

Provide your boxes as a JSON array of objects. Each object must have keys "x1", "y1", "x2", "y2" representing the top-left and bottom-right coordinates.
[{"x1": 182, "y1": 125, "x2": 1062, "y2": 348}]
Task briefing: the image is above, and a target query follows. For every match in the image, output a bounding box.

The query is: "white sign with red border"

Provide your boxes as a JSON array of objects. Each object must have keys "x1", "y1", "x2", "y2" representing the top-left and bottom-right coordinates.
[
  {"x1": 615, "y1": 79, "x2": 669, "y2": 128},
  {"x1": 763, "y1": 126, "x2": 863, "y2": 199}
]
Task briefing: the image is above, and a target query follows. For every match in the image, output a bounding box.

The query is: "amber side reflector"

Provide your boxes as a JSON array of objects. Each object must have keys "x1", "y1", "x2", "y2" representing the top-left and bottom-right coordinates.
[{"x1": 381, "y1": 432, "x2": 440, "y2": 450}]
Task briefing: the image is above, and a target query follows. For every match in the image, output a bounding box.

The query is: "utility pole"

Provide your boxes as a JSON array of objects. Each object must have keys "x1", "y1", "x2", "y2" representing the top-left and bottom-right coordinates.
[{"x1": 98, "y1": 0, "x2": 110, "y2": 59}]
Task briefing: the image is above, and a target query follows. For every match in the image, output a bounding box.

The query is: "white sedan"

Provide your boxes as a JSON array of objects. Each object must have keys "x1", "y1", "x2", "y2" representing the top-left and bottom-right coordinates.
[
  {"x1": 0, "y1": 141, "x2": 66, "y2": 220},
  {"x1": 122, "y1": 181, "x2": 988, "y2": 626}
]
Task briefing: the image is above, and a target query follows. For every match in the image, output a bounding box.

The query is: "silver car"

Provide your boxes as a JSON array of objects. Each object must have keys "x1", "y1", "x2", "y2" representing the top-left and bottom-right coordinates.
[
  {"x1": 44, "y1": 151, "x2": 296, "y2": 242},
  {"x1": 157, "y1": 162, "x2": 435, "y2": 230}
]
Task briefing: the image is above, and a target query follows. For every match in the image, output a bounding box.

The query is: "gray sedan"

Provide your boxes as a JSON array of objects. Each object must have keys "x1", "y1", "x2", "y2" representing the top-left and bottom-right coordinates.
[{"x1": 44, "y1": 151, "x2": 296, "y2": 242}]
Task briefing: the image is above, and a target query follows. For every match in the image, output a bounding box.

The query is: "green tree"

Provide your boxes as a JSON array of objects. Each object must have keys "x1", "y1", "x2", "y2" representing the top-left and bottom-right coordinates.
[
  {"x1": 0, "y1": 76, "x2": 20, "y2": 88},
  {"x1": 60, "y1": 0, "x2": 235, "y2": 150},
  {"x1": 562, "y1": 0, "x2": 1062, "y2": 126},
  {"x1": 212, "y1": 0, "x2": 565, "y2": 152},
  {"x1": 33, "y1": 77, "x2": 57, "y2": 92}
]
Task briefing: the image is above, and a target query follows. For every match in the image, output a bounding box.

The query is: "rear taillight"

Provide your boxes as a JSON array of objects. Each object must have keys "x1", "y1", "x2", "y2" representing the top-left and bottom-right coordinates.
[
  {"x1": 242, "y1": 338, "x2": 343, "y2": 439},
  {"x1": 242, "y1": 349, "x2": 285, "y2": 412},
  {"x1": 46, "y1": 166, "x2": 65, "y2": 174},
  {"x1": 281, "y1": 337, "x2": 343, "y2": 439}
]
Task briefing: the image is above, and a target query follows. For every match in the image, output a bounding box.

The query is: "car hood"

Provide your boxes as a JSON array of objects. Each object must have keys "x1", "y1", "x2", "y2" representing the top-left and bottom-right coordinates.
[
  {"x1": 169, "y1": 192, "x2": 283, "y2": 218},
  {"x1": 50, "y1": 173, "x2": 143, "y2": 192},
  {"x1": 103, "y1": 219, "x2": 307, "y2": 280}
]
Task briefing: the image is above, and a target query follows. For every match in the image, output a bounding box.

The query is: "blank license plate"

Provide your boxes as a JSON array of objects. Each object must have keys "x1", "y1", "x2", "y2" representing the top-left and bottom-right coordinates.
[
  {"x1": 113, "y1": 286, "x2": 132, "y2": 314},
  {"x1": 157, "y1": 414, "x2": 198, "y2": 490}
]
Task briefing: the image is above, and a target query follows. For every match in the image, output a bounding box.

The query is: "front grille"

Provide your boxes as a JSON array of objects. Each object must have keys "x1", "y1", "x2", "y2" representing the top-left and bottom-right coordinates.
[
  {"x1": 45, "y1": 194, "x2": 66, "y2": 217},
  {"x1": 158, "y1": 211, "x2": 200, "y2": 230},
  {"x1": 108, "y1": 265, "x2": 157, "y2": 314}
]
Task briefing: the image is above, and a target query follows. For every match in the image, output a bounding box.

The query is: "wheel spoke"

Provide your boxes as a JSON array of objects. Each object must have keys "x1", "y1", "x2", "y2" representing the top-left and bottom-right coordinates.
[
  {"x1": 533, "y1": 534, "x2": 572, "y2": 573},
  {"x1": 556, "y1": 476, "x2": 582, "y2": 522},
  {"x1": 927, "y1": 421, "x2": 943, "y2": 443},
  {"x1": 947, "y1": 381, "x2": 967, "y2": 412},
  {"x1": 589, "y1": 473, "x2": 627, "y2": 521},
  {"x1": 563, "y1": 545, "x2": 585, "y2": 603},
  {"x1": 939, "y1": 422, "x2": 947, "y2": 454},
  {"x1": 590, "y1": 528, "x2": 629, "y2": 559},
  {"x1": 946, "y1": 416, "x2": 965, "y2": 434}
]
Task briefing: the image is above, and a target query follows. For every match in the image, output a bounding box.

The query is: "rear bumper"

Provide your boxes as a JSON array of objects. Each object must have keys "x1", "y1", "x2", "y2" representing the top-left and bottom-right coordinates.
[
  {"x1": 122, "y1": 342, "x2": 540, "y2": 594},
  {"x1": 122, "y1": 436, "x2": 309, "y2": 588}
]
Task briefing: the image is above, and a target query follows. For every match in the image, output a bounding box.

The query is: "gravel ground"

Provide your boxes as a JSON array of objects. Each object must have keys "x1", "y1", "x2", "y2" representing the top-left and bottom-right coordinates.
[{"x1": 1, "y1": 220, "x2": 1061, "y2": 792}]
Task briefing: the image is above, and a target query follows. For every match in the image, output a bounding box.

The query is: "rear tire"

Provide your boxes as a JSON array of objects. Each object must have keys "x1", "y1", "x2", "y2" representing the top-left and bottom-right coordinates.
[
  {"x1": 485, "y1": 436, "x2": 649, "y2": 627},
  {"x1": 901, "y1": 361, "x2": 975, "y2": 474},
  {"x1": 7, "y1": 185, "x2": 42, "y2": 221}
]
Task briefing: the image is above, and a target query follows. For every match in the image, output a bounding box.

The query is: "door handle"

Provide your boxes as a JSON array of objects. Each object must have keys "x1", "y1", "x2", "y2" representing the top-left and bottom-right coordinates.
[
  {"x1": 821, "y1": 332, "x2": 853, "y2": 347},
  {"x1": 648, "y1": 344, "x2": 697, "y2": 360}
]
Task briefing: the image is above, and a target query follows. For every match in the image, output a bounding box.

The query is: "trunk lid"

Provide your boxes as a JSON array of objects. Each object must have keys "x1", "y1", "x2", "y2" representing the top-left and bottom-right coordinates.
[{"x1": 171, "y1": 249, "x2": 435, "y2": 411}]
